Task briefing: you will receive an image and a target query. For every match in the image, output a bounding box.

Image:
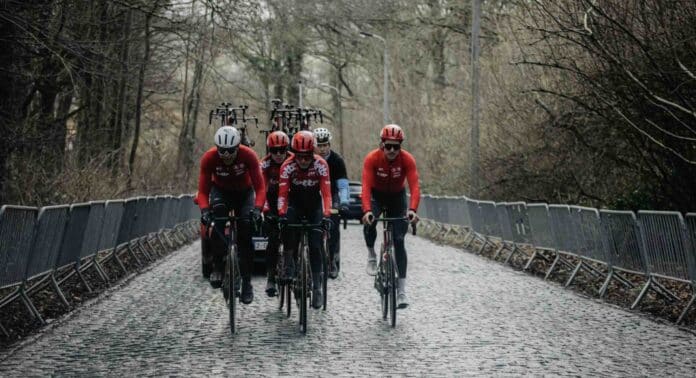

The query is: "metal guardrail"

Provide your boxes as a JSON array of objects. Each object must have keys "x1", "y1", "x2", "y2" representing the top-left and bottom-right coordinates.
[
  {"x1": 0, "y1": 194, "x2": 198, "y2": 333},
  {"x1": 419, "y1": 195, "x2": 696, "y2": 324}
]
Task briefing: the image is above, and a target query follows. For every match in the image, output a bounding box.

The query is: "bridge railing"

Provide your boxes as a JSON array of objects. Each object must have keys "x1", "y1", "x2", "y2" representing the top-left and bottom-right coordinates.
[
  {"x1": 419, "y1": 194, "x2": 696, "y2": 324},
  {"x1": 0, "y1": 194, "x2": 198, "y2": 334}
]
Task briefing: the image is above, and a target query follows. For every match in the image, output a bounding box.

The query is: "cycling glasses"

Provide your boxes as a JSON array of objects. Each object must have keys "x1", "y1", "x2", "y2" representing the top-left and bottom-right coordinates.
[
  {"x1": 217, "y1": 146, "x2": 238, "y2": 156},
  {"x1": 383, "y1": 143, "x2": 401, "y2": 151},
  {"x1": 269, "y1": 147, "x2": 287, "y2": 154},
  {"x1": 295, "y1": 153, "x2": 313, "y2": 162}
]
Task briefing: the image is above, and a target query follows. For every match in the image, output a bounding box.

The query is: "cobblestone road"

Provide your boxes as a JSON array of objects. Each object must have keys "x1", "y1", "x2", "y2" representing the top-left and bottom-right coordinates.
[{"x1": 1, "y1": 225, "x2": 696, "y2": 376}]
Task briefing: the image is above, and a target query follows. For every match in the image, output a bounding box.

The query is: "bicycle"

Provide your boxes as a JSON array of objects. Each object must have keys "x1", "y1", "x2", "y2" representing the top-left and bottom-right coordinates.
[
  {"x1": 372, "y1": 212, "x2": 416, "y2": 328},
  {"x1": 207, "y1": 209, "x2": 240, "y2": 335},
  {"x1": 278, "y1": 218, "x2": 329, "y2": 333}
]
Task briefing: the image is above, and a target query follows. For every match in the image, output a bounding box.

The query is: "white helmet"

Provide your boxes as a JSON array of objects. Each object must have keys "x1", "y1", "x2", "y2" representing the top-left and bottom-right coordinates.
[
  {"x1": 313, "y1": 127, "x2": 332, "y2": 144},
  {"x1": 214, "y1": 126, "x2": 241, "y2": 148}
]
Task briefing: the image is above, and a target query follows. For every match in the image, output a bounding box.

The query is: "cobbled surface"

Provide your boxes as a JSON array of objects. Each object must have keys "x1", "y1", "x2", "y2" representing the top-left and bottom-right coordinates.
[{"x1": 1, "y1": 225, "x2": 696, "y2": 376}]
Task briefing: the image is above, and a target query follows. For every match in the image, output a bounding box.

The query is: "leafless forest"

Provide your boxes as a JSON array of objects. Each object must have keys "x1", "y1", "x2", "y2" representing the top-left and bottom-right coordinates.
[{"x1": 1, "y1": 0, "x2": 694, "y2": 211}]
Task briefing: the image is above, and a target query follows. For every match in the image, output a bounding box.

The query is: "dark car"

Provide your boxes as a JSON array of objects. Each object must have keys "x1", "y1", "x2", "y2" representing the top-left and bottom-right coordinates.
[{"x1": 345, "y1": 180, "x2": 364, "y2": 220}]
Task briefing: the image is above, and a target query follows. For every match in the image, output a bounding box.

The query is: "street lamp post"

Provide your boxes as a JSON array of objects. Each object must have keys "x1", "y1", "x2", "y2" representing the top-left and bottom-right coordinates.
[
  {"x1": 319, "y1": 83, "x2": 344, "y2": 155},
  {"x1": 360, "y1": 31, "x2": 389, "y2": 126}
]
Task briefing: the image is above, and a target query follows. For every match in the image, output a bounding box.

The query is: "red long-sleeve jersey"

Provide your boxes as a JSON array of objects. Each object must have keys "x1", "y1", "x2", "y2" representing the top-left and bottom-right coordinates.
[
  {"x1": 277, "y1": 155, "x2": 332, "y2": 217},
  {"x1": 196, "y1": 146, "x2": 266, "y2": 210},
  {"x1": 260, "y1": 152, "x2": 293, "y2": 213},
  {"x1": 361, "y1": 148, "x2": 420, "y2": 212}
]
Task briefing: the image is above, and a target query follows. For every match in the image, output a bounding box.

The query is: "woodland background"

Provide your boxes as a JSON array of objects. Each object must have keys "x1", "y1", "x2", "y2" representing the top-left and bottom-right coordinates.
[{"x1": 1, "y1": 0, "x2": 695, "y2": 211}]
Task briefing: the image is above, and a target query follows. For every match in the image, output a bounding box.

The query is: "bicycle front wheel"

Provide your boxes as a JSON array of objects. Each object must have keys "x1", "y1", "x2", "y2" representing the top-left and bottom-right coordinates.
[
  {"x1": 299, "y1": 243, "x2": 309, "y2": 334},
  {"x1": 227, "y1": 243, "x2": 237, "y2": 335},
  {"x1": 388, "y1": 248, "x2": 397, "y2": 328},
  {"x1": 322, "y1": 236, "x2": 329, "y2": 311}
]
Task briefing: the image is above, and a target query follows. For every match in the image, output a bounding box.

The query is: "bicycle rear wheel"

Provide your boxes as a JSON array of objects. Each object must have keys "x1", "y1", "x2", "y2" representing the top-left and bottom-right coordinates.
[{"x1": 388, "y1": 248, "x2": 397, "y2": 328}]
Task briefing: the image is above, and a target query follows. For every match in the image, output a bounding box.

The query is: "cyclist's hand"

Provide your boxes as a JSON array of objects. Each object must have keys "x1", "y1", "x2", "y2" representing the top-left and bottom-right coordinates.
[
  {"x1": 321, "y1": 216, "x2": 333, "y2": 231},
  {"x1": 362, "y1": 211, "x2": 375, "y2": 225},
  {"x1": 201, "y1": 209, "x2": 212, "y2": 226},
  {"x1": 339, "y1": 204, "x2": 350, "y2": 218},
  {"x1": 407, "y1": 209, "x2": 419, "y2": 224}
]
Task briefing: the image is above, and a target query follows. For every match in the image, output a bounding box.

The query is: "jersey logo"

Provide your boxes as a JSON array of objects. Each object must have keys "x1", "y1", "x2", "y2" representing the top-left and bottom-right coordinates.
[{"x1": 292, "y1": 178, "x2": 319, "y2": 187}]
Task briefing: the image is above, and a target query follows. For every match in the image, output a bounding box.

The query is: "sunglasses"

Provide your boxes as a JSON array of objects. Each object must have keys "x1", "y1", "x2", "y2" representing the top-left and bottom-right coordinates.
[
  {"x1": 218, "y1": 146, "x2": 238, "y2": 155},
  {"x1": 295, "y1": 154, "x2": 313, "y2": 161},
  {"x1": 384, "y1": 143, "x2": 401, "y2": 151},
  {"x1": 269, "y1": 147, "x2": 287, "y2": 154}
]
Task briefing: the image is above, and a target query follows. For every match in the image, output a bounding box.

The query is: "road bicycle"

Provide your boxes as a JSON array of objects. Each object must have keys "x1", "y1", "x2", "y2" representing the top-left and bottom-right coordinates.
[
  {"x1": 373, "y1": 212, "x2": 416, "y2": 328},
  {"x1": 278, "y1": 219, "x2": 329, "y2": 333}
]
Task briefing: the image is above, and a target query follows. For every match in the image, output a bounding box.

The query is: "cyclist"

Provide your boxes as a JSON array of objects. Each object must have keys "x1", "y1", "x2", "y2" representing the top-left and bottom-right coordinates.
[
  {"x1": 361, "y1": 124, "x2": 420, "y2": 309},
  {"x1": 260, "y1": 131, "x2": 292, "y2": 297},
  {"x1": 278, "y1": 130, "x2": 333, "y2": 309},
  {"x1": 197, "y1": 126, "x2": 266, "y2": 305},
  {"x1": 313, "y1": 127, "x2": 350, "y2": 279}
]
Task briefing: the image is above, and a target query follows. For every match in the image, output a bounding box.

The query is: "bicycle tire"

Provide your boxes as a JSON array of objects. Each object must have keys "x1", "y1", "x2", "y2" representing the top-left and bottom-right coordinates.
[
  {"x1": 278, "y1": 281, "x2": 285, "y2": 310},
  {"x1": 322, "y1": 236, "x2": 329, "y2": 311},
  {"x1": 228, "y1": 241, "x2": 237, "y2": 335},
  {"x1": 285, "y1": 281, "x2": 292, "y2": 318},
  {"x1": 300, "y1": 239, "x2": 308, "y2": 334},
  {"x1": 388, "y1": 246, "x2": 397, "y2": 328},
  {"x1": 379, "y1": 246, "x2": 388, "y2": 321}
]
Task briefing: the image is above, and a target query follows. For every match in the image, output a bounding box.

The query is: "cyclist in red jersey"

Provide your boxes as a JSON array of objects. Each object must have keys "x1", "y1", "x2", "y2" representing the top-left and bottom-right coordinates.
[
  {"x1": 277, "y1": 131, "x2": 333, "y2": 309},
  {"x1": 259, "y1": 131, "x2": 292, "y2": 297},
  {"x1": 361, "y1": 124, "x2": 420, "y2": 309},
  {"x1": 197, "y1": 126, "x2": 266, "y2": 304}
]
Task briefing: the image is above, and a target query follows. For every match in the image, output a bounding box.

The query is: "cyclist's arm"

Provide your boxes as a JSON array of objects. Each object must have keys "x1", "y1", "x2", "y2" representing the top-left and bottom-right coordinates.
[
  {"x1": 335, "y1": 154, "x2": 350, "y2": 204},
  {"x1": 319, "y1": 159, "x2": 332, "y2": 217},
  {"x1": 260, "y1": 159, "x2": 271, "y2": 213},
  {"x1": 361, "y1": 153, "x2": 375, "y2": 213},
  {"x1": 246, "y1": 149, "x2": 266, "y2": 209},
  {"x1": 337, "y1": 178, "x2": 349, "y2": 205},
  {"x1": 277, "y1": 161, "x2": 291, "y2": 216},
  {"x1": 197, "y1": 152, "x2": 214, "y2": 210},
  {"x1": 404, "y1": 152, "x2": 420, "y2": 211}
]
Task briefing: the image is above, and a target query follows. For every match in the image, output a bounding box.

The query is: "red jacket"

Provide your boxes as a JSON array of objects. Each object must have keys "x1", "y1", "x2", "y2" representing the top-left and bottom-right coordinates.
[
  {"x1": 361, "y1": 148, "x2": 420, "y2": 212},
  {"x1": 196, "y1": 146, "x2": 266, "y2": 210},
  {"x1": 277, "y1": 155, "x2": 332, "y2": 217},
  {"x1": 260, "y1": 152, "x2": 293, "y2": 213}
]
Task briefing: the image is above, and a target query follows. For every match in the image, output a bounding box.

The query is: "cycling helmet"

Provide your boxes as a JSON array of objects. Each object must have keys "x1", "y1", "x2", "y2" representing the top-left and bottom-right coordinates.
[
  {"x1": 380, "y1": 124, "x2": 404, "y2": 142},
  {"x1": 214, "y1": 126, "x2": 241, "y2": 148},
  {"x1": 291, "y1": 130, "x2": 315, "y2": 153},
  {"x1": 313, "y1": 127, "x2": 332, "y2": 144},
  {"x1": 267, "y1": 131, "x2": 290, "y2": 148}
]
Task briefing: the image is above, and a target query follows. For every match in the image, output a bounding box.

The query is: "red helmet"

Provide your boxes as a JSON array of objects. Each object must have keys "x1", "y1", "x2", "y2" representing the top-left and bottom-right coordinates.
[
  {"x1": 267, "y1": 131, "x2": 289, "y2": 148},
  {"x1": 291, "y1": 130, "x2": 315, "y2": 153},
  {"x1": 380, "y1": 124, "x2": 404, "y2": 142}
]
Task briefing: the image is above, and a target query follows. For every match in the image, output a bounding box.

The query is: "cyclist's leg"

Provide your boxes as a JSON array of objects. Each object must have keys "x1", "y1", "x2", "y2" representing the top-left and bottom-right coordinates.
[
  {"x1": 264, "y1": 210, "x2": 280, "y2": 278},
  {"x1": 363, "y1": 193, "x2": 384, "y2": 275},
  {"x1": 386, "y1": 190, "x2": 408, "y2": 279},
  {"x1": 387, "y1": 190, "x2": 409, "y2": 308},
  {"x1": 281, "y1": 206, "x2": 300, "y2": 279},
  {"x1": 231, "y1": 190, "x2": 254, "y2": 278},
  {"x1": 362, "y1": 193, "x2": 382, "y2": 250},
  {"x1": 209, "y1": 186, "x2": 230, "y2": 283},
  {"x1": 307, "y1": 206, "x2": 324, "y2": 308},
  {"x1": 307, "y1": 207, "x2": 324, "y2": 278},
  {"x1": 329, "y1": 210, "x2": 340, "y2": 276},
  {"x1": 233, "y1": 189, "x2": 256, "y2": 302}
]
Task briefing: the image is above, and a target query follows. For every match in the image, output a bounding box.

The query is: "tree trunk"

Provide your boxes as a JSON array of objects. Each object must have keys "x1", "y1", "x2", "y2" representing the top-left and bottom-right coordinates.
[{"x1": 127, "y1": 7, "x2": 155, "y2": 188}]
